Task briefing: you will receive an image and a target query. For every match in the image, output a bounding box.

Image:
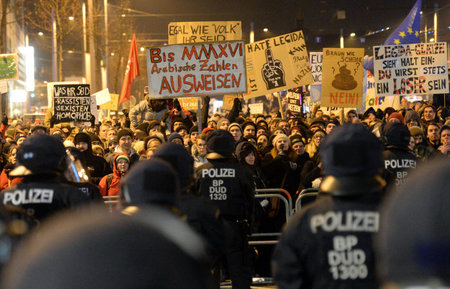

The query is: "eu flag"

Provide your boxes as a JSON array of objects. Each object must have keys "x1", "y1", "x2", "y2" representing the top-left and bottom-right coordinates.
[{"x1": 384, "y1": 0, "x2": 421, "y2": 45}]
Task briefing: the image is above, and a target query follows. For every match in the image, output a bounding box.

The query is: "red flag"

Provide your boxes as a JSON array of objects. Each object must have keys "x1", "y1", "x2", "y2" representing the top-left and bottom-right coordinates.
[{"x1": 119, "y1": 33, "x2": 140, "y2": 105}]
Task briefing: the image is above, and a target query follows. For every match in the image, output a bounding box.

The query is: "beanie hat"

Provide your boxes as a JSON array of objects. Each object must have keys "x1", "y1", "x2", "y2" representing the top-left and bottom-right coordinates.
[
  {"x1": 216, "y1": 118, "x2": 229, "y2": 129},
  {"x1": 31, "y1": 125, "x2": 48, "y2": 134},
  {"x1": 272, "y1": 133, "x2": 290, "y2": 147},
  {"x1": 320, "y1": 124, "x2": 383, "y2": 177},
  {"x1": 175, "y1": 125, "x2": 188, "y2": 133},
  {"x1": 383, "y1": 122, "x2": 411, "y2": 149},
  {"x1": 115, "y1": 154, "x2": 130, "y2": 164},
  {"x1": 235, "y1": 141, "x2": 257, "y2": 163},
  {"x1": 168, "y1": 132, "x2": 183, "y2": 143},
  {"x1": 73, "y1": 132, "x2": 91, "y2": 145},
  {"x1": 189, "y1": 125, "x2": 199, "y2": 135},
  {"x1": 116, "y1": 129, "x2": 133, "y2": 142},
  {"x1": 290, "y1": 134, "x2": 304, "y2": 145},
  {"x1": 146, "y1": 120, "x2": 160, "y2": 133},
  {"x1": 136, "y1": 122, "x2": 149, "y2": 133},
  {"x1": 122, "y1": 158, "x2": 179, "y2": 207},
  {"x1": 206, "y1": 129, "x2": 235, "y2": 157},
  {"x1": 201, "y1": 127, "x2": 215, "y2": 135},
  {"x1": 228, "y1": 122, "x2": 242, "y2": 133},
  {"x1": 409, "y1": 126, "x2": 423, "y2": 137},
  {"x1": 14, "y1": 132, "x2": 27, "y2": 143},
  {"x1": 388, "y1": 112, "x2": 405, "y2": 124},
  {"x1": 241, "y1": 121, "x2": 256, "y2": 132}
]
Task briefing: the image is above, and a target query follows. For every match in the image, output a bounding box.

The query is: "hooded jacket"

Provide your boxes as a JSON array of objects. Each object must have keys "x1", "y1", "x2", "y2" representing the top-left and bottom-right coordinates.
[{"x1": 98, "y1": 153, "x2": 129, "y2": 197}]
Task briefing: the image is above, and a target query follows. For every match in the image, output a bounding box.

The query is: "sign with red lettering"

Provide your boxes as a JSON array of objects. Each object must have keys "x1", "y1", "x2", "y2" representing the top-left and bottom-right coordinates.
[
  {"x1": 244, "y1": 30, "x2": 313, "y2": 99},
  {"x1": 321, "y1": 48, "x2": 364, "y2": 108},
  {"x1": 373, "y1": 42, "x2": 448, "y2": 96},
  {"x1": 146, "y1": 41, "x2": 246, "y2": 98}
]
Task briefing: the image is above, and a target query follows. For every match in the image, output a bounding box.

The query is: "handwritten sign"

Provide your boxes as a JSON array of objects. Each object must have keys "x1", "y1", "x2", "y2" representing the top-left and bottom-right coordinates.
[
  {"x1": 99, "y1": 93, "x2": 119, "y2": 111},
  {"x1": 0, "y1": 54, "x2": 18, "y2": 80},
  {"x1": 248, "y1": 102, "x2": 264, "y2": 114},
  {"x1": 373, "y1": 42, "x2": 448, "y2": 96},
  {"x1": 287, "y1": 91, "x2": 302, "y2": 113},
  {"x1": 146, "y1": 41, "x2": 246, "y2": 98},
  {"x1": 222, "y1": 94, "x2": 241, "y2": 110},
  {"x1": 168, "y1": 21, "x2": 242, "y2": 44},
  {"x1": 310, "y1": 52, "x2": 323, "y2": 85},
  {"x1": 47, "y1": 81, "x2": 79, "y2": 108},
  {"x1": 244, "y1": 30, "x2": 313, "y2": 99},
  {"x1": 53, "y1": 84, "x2": 91, "y2": 123},
  {"x1": 321, "y1": 48, "x2": 364, "y2": 108},
  {"x1": 93, "y1": 88, "x2": 111, "y2": 105},
  {"x1": 179, "y1": 97, "x2": 199, "y2": 110}
]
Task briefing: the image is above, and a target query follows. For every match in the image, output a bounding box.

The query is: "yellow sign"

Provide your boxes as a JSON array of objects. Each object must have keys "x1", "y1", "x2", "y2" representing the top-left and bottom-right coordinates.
[
  {"x1": 179, "y1": 97, "x2": 198, "y2": 110},
  {"x1": 321, "y1": 48, "x2": 364, "y2": 108},
  {"x1": 99, "y1": 93, "x2": 119, "y2": 110},
  {"x1": 244, "y1": 30, "x2": 313, "y2": 99},
  {"x1": 168, "y1": 21, "x2": 242, "y2": 45}
]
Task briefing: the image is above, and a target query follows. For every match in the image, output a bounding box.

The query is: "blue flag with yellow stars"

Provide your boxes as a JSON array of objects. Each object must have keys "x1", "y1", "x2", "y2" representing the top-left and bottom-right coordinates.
[{"x1": 384, "y1": 0, "x2": 421, "y2": 45}]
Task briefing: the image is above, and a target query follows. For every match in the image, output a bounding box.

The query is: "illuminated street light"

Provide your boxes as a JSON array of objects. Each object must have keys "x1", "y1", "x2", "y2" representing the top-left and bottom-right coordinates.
[
  {"x1": 350, "y1": 32, "x2": 356, "y2": 37},
  {"x1": 140, "y1": 47, "x2": 145, "y2": 52},
  {"x1": 110, "y1": 52, "x2": 115, "y2": 56},
  {"x1": 263, "y1": 28, "x2": 269, "y2": 32},
  {"x1": 429, "y1": 38, "x2": 435, "y2": 42},
  {"x1": 68, "y1": 16, "x2": 74, "y2": 21},
  {"x1": 121, "y1": 14, "x2": 126, "y2": 17},
  {"x1": 38, "y1": 31, "x2": 44, "y2": 36}
]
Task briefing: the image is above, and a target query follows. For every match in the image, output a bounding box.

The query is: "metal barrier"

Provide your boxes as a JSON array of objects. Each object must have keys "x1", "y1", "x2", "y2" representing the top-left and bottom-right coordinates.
[
  {"x1": 103, "y1": 196, "x2": 120, "y2": 213},
  {"x1": 249, "y1": 188, "x2": 293, "y2": 246},
  {"x1": 295, "y1": 188, "x2": 319, "y2": 213}
]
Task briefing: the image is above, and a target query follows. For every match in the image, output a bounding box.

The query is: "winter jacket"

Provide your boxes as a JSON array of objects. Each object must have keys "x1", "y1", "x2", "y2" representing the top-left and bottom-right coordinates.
[{"x1": 99, "y1": 153, "x2": 128, "y2": 197}]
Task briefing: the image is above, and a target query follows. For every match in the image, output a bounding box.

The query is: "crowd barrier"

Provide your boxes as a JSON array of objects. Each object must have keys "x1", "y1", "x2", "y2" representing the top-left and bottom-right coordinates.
[{"x1": 295, "y1": 188, "x2": 319, "y2": 213}]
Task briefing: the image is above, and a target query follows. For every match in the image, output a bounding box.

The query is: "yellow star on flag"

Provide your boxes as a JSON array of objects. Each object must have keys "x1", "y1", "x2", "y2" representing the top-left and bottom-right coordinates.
[
  {"x1": 399, "y1": 31, "x2": 406, "y2": 38},
  {"x1": 415, "y1": 30, "x2": 419, "y2": 37},
  {"x1": 394, "y1": 39, "x2": 401, "y2": 44},
  {"x1": 408, "y1": 28, "x2": 413, "y2": 34}
]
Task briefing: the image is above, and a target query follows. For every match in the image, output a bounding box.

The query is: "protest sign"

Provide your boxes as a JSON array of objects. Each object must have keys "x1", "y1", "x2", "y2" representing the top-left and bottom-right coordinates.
[
  {"x1": 179, "y1": 97, "x2": 199, "y2": 110},
  {"x1": 222, "y1": 94, "x2": 241, "y2": 110},
  {"x1": 47, "y1": 81, "x2": 79, "y2": 108},
  {"x1": 244, "y1": 30, "x2": 313, "y2": 99},
  {"x1": 365, "y1": 70, "x2": 401, "y2": 110},
  {"x1": 286, "y1": 91, "x2": 302, "y2": 113},
  {"x1": 321, "y1": 48, "x2": 364, "y2": 108},
  {"x1": 0, "y1": 54, "x2": 18, "y2": 80},
  {"x1": 248, "y1": 103, "x2": 264, "y2": 115},
  {"x1": 0, "y1": 80, "x2": 8, "y2": 94},
  {"x1": 99, "y1": 93, "x2": 119, "y2": 111},
  {"x1": 373, "y1": 42, "x2": 448, "y2": 96},
  {"x1": 168, "y1": 21, "x2": 242, "y2": 45},
  {"x1": 93, "y1": 88, "x2": 111, "y2": 105},
  {"x1": 147, "y1": 41, "x2": 246, "y2": 98},
  {"x1": 310, "y1": 52, "x2": 323, "y2": 84},
  {"x1": 53, "y1": 84, "x2": 91, "y2": 123}
]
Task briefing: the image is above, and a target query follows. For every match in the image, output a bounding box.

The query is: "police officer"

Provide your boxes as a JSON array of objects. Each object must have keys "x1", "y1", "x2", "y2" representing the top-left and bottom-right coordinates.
[
  {"x1": 382, "y1": 122, "x2": 417, "y2": 187},
  {"x1": 195, "y1": 130, "x2": 254, "y2": 289},
  {"x1": 273, "y1": 124, "x2": 386, "y2": 289},
  {"x1": 1, "y1": 134, "x2": 91, "y2": 222}
]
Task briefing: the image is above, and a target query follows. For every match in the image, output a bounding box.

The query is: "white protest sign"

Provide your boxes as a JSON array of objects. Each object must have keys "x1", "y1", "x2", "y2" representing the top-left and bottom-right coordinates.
[
  {"x1": 373, "y1": 42, "x2": 448, "y2": 96},
  {"x1": 310, "y1": 52, "x2": 323, "y2": 85},
  {"x1": 168, "y1": 21, "x2": 242, "y2": 44},
  {"x1": 146, "y1": 41, "x2": 247, "y2": 98},
  {"x1": 93, "y1": 88, "x2": 111, "y2": 106},
  {"x1": 0, "y1": 80, "x2": 8, "y2": 94},
  {"x1": 248, "y1": 103, "x2": 264, "y2": 114}
]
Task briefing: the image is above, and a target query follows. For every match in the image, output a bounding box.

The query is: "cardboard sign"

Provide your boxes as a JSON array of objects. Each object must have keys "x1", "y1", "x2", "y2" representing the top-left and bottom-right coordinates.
[
  {"x1": 286, "y1": 91, "x2": 302, "y2": 113},
  {"x1": 53, "y1": 84, "x2": 91, "y2": 123},
  {"x1": 244, "y1": 30, "x2": 313, "y2": 99},
  {"x1": 321, "y1": 48, "x2": 364, "y2": 108},
  {"x1": 93, "y1": 88, "x2": 111, "y2": 105},
  {"x1": 248, "y1": 102, "x2": 264, "y2": 115},
  {"x1": 0, "y1": 80, "x2": 8, "y2": 94},
  {"x1": 310, "y1": 52, "x2": 323, "y2": 84},
  {"x1": 47, "y1": 81, "x2": 79, "y2": 108},
  {"x1": 373, "y1": 42, "x2": 448, "y2": 96},
  {"x1": 0, "y1": 54, "x2": 18, "y2": 80},
  {"x1": 147, "y1": 41, "x2": 247, "y2": 98},
  {"x1": 99, "y1": 93, "x2": 119, "y2": 111},
  {"x1": 168, "y1": 21, "x2": 242, "y2": 44},
  {"x1": 222, "y1": 94, "x2": 241, "y2": 110},
  {"x1": 179, "y1": 97, "x2": 199, "y2": 110}
]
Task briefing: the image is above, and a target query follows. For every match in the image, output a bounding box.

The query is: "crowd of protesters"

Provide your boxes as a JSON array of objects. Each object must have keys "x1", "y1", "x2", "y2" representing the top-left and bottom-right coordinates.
[{"x1": 0, "y1": 91, "x2": 448, "y2": 288}]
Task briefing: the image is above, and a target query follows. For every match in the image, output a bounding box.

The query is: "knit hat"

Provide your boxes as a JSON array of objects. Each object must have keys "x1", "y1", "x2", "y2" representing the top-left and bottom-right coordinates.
[
  {"x1": 409, "y1": 126, "x2": 423, "y2": 137},
  {"x1": 404, "y1": 110, "x2": 420, "y2": 124},
  {"x1": 175, "y1": 125, "x2": 188, "y2": 133},
  {"x1": 235, "y1": 141, "x2": 257, "y2": 163},
  {"x1": 388, "y1": 112, "x2": 405, "y2": 124},
  {"x1": 14, "y1": 132, "x2": 27, "y2": 143},
  {"x1": 272, "y1": 133, "x2": 290, "y2": 147},
  {"x1": 241, "y1": 121, "x2": 256, "y2": 132},
  {"x1": 383, "y1": 122, "x2": 410, "y2": 149},
  {"x1": 189, "y1": 125, "x2": 199, "y2": 135},
  {"x1": 201, "y1": 127, "x2": 215, "y2": 135},
  {"x1": 116, "y1": 129, "x2": 133, "y2": 142},
  {"x1": 146, "y1": 120, "x2": 160, "y2": 133},
  {"x1": 206, "y1": 129, "x2": 235, "y2": 158},
  {"x1": 73, "y1": 132, "x2": 91, "y2": 145},
  {"x1": 228, "y1": 122, "x2": 242, "y2": 133},
  {"x1": 216, "y1": 118, "x2": 229, "y2": 129},
  {"x1": 168, "y1": 132, "x2": 183, "y2": 143},
  {"x1": 290, "y1": 134, "x2": 304, "y2": 145},
  {"x1": 115, "y1": 154, "x2": 130, "y2": 164}
]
